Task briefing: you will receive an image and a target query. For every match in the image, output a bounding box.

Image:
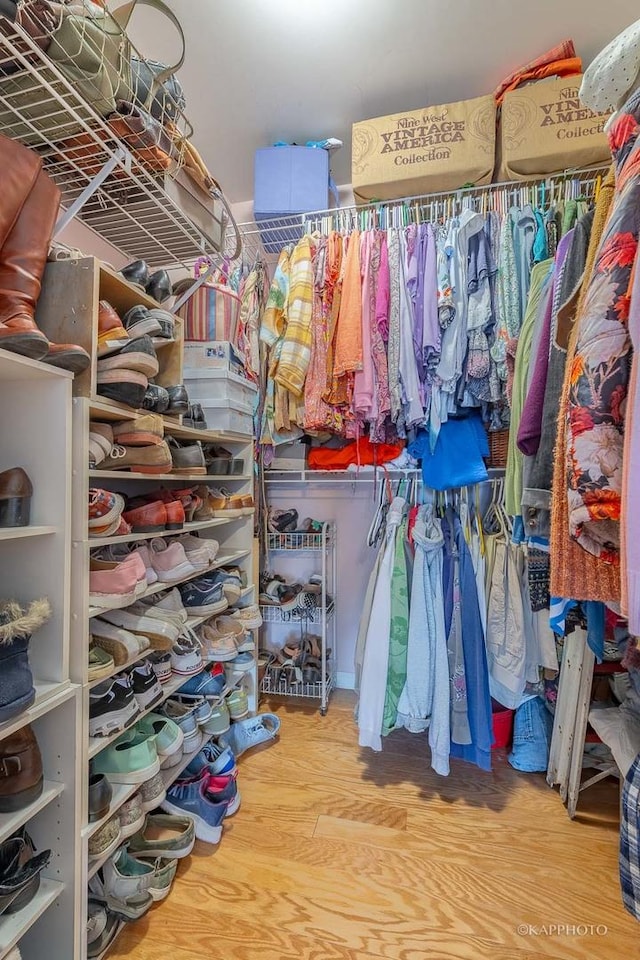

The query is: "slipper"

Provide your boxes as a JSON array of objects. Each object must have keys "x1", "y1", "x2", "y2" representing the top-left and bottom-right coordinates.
[{"x1": 218, "y1": 713, "x2": 281, "y2": 757}]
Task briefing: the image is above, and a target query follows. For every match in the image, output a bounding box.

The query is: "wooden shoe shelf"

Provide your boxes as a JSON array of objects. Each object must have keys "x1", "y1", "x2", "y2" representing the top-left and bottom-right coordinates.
[{"x1": 0, "y1": 349, "x2": 81, "y2": 960}]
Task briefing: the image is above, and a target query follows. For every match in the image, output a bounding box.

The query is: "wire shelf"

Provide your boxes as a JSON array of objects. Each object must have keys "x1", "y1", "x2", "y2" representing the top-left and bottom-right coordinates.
[
  {"x1": 260, "y1": 664, "x2": 335, "y2": 701},
  {"x1": 267, "y1": 527, "x2": 334, "y2": 551},
  {"x1": 0, "y1": 10, "x2": 237, "y2": 266},
  {"x1": 260, "y1": 598, "x2": 335, "y2": 624}
]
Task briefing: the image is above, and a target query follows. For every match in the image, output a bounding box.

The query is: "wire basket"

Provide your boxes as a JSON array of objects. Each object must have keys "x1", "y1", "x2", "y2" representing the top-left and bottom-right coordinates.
[
  {"x1": 267, "y1": 530, "x2": 332, "y2": 551},
  {"x1": 488, "y1": 429, "x2": 509, "y2": 469},
  {"x1": 260, "y1": 599, "x2": 335, "y2": 624},
  {"x1": 260, "y1": 664, "x2": 335, "y2": 700}
]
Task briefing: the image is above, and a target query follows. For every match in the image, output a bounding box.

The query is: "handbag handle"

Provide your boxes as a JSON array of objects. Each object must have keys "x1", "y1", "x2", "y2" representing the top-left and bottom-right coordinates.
[{"x1": 111, "y1": 0, "x2": 185, "y2": 79}]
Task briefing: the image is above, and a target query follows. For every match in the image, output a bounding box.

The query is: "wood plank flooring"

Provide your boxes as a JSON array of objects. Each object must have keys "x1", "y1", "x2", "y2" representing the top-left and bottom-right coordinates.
[{"x1": 111, "y1": 691, "x2": 637, "y2": 960}]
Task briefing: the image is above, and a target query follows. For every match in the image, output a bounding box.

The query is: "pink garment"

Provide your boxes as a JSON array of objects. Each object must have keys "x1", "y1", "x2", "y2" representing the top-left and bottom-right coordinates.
[
  {"x1": 622, "y1": 260, "x2": 640, "y2": 633},
  {"x1": 354, "y1": 232, "x2": 374, "y2": 419},
  {"x1": 375, "y1": 233, "x2": 390, "y2": 342}
]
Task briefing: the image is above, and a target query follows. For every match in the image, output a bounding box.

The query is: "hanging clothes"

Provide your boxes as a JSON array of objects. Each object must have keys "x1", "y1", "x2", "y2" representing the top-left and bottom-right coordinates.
[{"x1": 382, "y1": 514, "x2": 410, "y2": 736}]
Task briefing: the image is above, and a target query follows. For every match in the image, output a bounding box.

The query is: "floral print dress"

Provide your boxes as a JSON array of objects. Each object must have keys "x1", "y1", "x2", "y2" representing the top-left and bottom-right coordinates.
[{"x1": 566, "y1": 90, "x2": 640, "y2": 563}]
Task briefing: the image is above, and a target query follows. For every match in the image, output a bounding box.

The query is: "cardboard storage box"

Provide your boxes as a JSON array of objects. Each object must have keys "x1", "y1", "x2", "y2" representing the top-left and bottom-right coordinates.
[
  {"x1": 351, "y1": 94, "x2": 496, "y2": 202},
  {"x1": 183, "y1": 341, "x2": 245, "y2": 376},
  {"x1": 497, "y1": 75, "x2": 610, "y2": 181}
]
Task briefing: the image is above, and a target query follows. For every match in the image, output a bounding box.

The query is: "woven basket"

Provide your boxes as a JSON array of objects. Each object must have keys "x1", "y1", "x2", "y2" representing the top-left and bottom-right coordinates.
[{"x1": 488, "y1": 429, "x2": 509, "y2": 469}]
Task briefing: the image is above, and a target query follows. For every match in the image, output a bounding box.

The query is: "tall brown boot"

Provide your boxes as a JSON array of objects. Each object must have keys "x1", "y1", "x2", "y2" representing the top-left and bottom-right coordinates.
[{"x1": 0, "y1": 169, "x2": 89, "y2": 372}]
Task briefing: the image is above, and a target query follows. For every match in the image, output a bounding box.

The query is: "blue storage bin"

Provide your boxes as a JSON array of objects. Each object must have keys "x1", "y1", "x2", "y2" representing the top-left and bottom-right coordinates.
[{"x1": 254, "y1": 145, "x2": 329, "y2": 252}]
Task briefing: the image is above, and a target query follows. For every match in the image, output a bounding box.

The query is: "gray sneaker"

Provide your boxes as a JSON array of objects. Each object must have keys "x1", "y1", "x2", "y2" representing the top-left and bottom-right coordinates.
[{"x1": 127, "y1": 813, "x2": 195, "y2": 860}]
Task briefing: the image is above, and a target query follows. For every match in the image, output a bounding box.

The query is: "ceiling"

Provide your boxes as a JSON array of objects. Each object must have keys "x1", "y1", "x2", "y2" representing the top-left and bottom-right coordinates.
[{"x1": 123, "y1": 0, "x2": 638, "y2": 205}]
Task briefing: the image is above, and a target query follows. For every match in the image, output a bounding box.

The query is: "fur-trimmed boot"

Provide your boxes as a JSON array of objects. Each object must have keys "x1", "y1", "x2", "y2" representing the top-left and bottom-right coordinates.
[{"x1": 0, "y1": 599, "x2": 50, "y2": 722}]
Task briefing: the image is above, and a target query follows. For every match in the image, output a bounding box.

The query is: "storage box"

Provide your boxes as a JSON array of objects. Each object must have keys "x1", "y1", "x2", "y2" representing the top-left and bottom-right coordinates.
[
  {"x1": 200, "y1": 398, "x2": 254, "y2": 436},
  {"x1": 254, "y1": 145, "x2": 329, "y2": 252},
  {"x1": 351, "y1": 95, "x2": 496, "y2": 203},
  {"x1": 185, "y1": 368, "x2": 257, "y2": 408},
  {"x1": 182, "y1": 341, "x2": 245, "y2": 377},
  {"x1": 268, "y1": 440, "x2": 308, "y2": 471},
  {"x1": 496, "y1": 76, "x2": 610, "y2": 181},
  {"x1": 163, "y1": 169, "x2": 224, "y2": 250}
]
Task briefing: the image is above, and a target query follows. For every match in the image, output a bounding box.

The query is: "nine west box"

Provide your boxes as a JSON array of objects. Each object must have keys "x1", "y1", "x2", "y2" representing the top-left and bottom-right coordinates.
[
  {"x1": 497, "y1": 75, "x2": 610, "y2": 181},
  {"x1": 351, "y1": 94, "x2": 496, "y2": 202}
]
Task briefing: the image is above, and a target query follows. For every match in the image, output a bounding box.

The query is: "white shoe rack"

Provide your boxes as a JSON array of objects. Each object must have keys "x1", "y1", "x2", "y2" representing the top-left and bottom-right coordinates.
[
  {"x1": 260, "y1": 522, "x2": 337, "y2": 715},
  {"x1": 0, "y1": 349, "x2": 81, "y2": 960}
]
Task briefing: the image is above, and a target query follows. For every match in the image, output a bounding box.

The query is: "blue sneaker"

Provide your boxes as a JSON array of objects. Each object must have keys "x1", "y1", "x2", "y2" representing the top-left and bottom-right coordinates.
[
  {"x1": 160, "y1": 772, "x2": 228, "y2": 844},
  {"x1": 179, "y1": 578, "x2": 228, "y2": 617},
  {"x1": 206, "y1": 773, "x2": 241, "y2": 816},
  {"x1": 219, "y1": 713, "x2": 281, "y2": 758},
  {"x1": 177, "y1": 665, "x2": 226, "y2": 701},
  {"x1": 199, "y1": 570, "x2": 242, "y2": 603},
  {"x1": 185, "y1": 741, "x2": 237, "y2": 779}
]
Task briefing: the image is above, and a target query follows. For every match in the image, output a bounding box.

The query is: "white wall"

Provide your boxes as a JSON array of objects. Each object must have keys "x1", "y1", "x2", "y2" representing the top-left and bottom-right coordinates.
[{"x1": 264, "y1": 480, "x2": 381, "y2": 689}]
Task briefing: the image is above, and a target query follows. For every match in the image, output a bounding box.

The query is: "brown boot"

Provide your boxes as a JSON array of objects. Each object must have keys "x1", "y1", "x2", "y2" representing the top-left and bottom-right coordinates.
[
  {"x1": 0, "y1": 725, "x2": 43, "y2": 813},
  {"x1": 0, "y1": 168, "x2": 90, "y2": 372}
]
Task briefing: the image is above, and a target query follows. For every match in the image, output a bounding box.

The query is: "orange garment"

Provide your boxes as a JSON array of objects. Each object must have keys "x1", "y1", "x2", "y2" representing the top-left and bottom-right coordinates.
[
  {"x1": 308, "y1": 438, "x2": 403, "y2": 470},
  {"x1": 495, "y1": 40, "x2": 581, "y2": 104},
  {"x1": 333, "y1": 230, "x2": 363, "y2": 377}
]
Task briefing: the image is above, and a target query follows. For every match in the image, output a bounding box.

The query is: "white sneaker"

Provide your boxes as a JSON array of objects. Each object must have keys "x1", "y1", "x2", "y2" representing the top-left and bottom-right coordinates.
[
  {"x1": 100, "y1": 607, "x2": 181, "y2": 646},
  {"x1": 170, "y1": 638, "x2": 203, "y2": 676},
  {"x1": 199, "y1": 623, "x2": 238, "y2": 662},
  {"x1": 91, "y1": 619, "x2": 150, "y2": 665},
  {"x1": 149, "y1": 538, "x2": 198, "y2": 584},
  {"x1": 178, "y1": 535, "x2": 219, "y2": 571},
  {"x1": 131, "y1": 588, "x2": 188, "y2": 630},
  {"x1": 228, "y1": 605, "x2": 263, "y2": 630}
]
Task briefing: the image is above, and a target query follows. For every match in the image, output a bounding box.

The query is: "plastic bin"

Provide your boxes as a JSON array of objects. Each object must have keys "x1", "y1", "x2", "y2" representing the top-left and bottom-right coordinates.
[
  {"x1": 200, "y1": 398, "x2": 254, "y2": 436},
  {"x1": 491, "y1": 700, "x2": 514, "y2": 750},
  {"x1": 254, "y1": 145, "x2": 329, "y2": 252},
  {"x1": 184, "y1": 369, "x2": 257, "y2": 408}
]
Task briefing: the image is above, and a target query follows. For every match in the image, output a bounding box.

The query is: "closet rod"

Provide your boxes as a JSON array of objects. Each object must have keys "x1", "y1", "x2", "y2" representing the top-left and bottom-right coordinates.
[{"x1": 237, "y1": 163, "x2": 609, "y2": 241}]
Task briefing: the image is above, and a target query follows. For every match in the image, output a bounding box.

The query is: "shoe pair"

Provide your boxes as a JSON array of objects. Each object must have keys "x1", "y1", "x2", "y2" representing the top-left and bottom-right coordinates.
[
  {"x1": 0, "y1": 829, "x2": 51, "y2": 917},
  {"x1": 160, "y1": 769, "x2": 239, "y2": 844},
  {"x1": 89, "y1": 662, "x2": 163, "y2": 738},
  {"x1": 120, "y1": 260, "x2": 173, "y2": 303},
  {"x1": 142, "y1": 382, "x2": 189, "y2": 415}
]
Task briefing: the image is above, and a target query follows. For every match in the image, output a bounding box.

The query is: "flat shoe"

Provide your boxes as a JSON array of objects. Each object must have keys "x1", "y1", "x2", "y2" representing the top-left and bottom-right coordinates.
[{"x1": 218, "y1": 713, "x2": 280, "y2": 758}]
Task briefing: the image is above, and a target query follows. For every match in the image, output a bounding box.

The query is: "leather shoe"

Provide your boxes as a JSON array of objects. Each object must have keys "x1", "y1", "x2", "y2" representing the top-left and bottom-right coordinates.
[
  {"x1": 183, "y1": 403, "x2": 207, "y2": 430},
  {"x1": 0, "y1": 467, "x2": 32, "y2": 527},
  {"x1": 142, "y1": 383, "x2": 170, "y2": 413},
  {"x1": 166, "y1": 384, "x2": 189, "y2": 415},
  {"x1": 123, "y1": 500, "x2": 168, "y2": 533},
  {"x1": 43, "y1": 342, "x2": 91, "y2": 374},
  {"x1": 146, "y1": 270, "x2": 172, "y2": 304},
  {"x1": 88, "y1": 773, "x2": 113, "y2": 823},
  {"x1": 0, "y1": 830, "x2": 51, "y2": 917},
  {"x1": 120, "y1": 260, "x2": 150, "y2": 292},
  {"x1": 98, "y1": 301, "x2": 129, "y2": 357},
  {"x1": 0, "y1": 726, "x2": 43, "y2": 812}
]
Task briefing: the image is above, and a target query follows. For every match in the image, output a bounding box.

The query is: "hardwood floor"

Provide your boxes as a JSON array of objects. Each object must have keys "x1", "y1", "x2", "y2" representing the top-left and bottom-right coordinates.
[{"x1": 112, "y1": 690, "x2": 637, "y2": 959}]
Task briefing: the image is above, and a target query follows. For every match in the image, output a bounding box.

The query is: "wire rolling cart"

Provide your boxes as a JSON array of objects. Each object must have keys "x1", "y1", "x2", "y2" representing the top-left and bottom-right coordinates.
[{"x1": 260, "y1": 521, "x2": 337, "y2": 715}]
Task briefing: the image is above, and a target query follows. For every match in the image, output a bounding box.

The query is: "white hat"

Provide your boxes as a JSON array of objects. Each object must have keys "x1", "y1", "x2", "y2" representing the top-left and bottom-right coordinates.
[{"x1": 581, "y1": 19, "x2": 640, "y2": 113}]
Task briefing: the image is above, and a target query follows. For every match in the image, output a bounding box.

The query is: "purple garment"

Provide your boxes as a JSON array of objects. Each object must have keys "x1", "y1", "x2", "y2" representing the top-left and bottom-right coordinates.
[
  {"x1": 376, "y1": 233, "x2": 390, "y2": 342},
  {"x1": 422, "y1": 224, "x2": 440, "y2": 366},
  {"x1": 516, "y1": 229, "x2": 573, "y2": 456}
]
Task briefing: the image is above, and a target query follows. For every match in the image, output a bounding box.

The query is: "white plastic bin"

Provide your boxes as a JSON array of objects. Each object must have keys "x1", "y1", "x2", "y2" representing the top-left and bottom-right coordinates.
[
  {"x1": 185, "y1": 368, "x2": 257, "y2": 408},
  {"x1": 201, "y1": 398, "x2": 254, "y2": 436}
]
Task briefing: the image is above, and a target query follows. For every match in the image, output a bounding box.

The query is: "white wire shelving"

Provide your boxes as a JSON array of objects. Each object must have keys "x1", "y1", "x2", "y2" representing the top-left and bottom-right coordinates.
[{"x1": 260, "y1": 598, "x2": 335, "y2": 624}]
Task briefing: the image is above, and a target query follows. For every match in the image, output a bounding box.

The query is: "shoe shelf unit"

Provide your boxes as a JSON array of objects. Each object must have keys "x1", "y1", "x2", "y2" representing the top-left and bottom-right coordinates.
[
  {"x1": 0, "y1": 350, "x2": 81, "y2": 960},
  {"x1": 260, "y1": 522, "x2": 337, "y2": 715}
]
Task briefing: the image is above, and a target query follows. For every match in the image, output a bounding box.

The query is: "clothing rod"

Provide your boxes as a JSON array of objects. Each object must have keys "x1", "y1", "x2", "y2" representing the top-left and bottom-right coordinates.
[{"x1": 237, "y1": 164, "x2": 609, "y2": 237}]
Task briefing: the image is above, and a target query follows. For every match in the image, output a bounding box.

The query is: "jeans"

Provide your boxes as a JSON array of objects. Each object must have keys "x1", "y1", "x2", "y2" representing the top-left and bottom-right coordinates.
[{"x1": 508, "y1": 696, "x2": 552, "y2": 772}]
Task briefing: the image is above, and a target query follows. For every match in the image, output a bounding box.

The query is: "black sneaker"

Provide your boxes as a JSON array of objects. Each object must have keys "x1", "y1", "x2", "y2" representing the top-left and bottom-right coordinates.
[
  {"x1": 147, "y1": 308, "x2": 175, "y2": 339},
  {"x1": 129, "y1": 662, "x2": 163, "y2": 710},
  {"x1": 122, "y1": 305, "x2": 162, "y2": 340},
  {"x1": 96, "y1": 335, "x2": 159, "y2": 379},
  {"x1": 148, "y1": 650, "x2": 172, "y2": 684},
  {"x1": 89, "y1": 677, "x2": 139, "y2": 738}
]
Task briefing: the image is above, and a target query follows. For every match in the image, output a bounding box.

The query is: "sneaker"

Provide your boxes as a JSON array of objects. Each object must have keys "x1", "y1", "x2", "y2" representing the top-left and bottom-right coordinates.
[
  {"x1": 88, "y1": 644, "x2": 115, "y2": 682},
  {"x1": 146, "y1": 307, "x2": 175, "y2": 338},
  {"x1": 170, "y1": 635, "x2": 203, "y2": 677},
  {"x1": 144, "y1": 855, "x2": 178, "y2": 902},
  {"x1": 88, "y1": 870, "x2": 153, "y2": 924},
  {"x1": 201, "y1": 699, "x2": 230, "y2": 736},
  {"x1": 127, "y1": 813, "x2": 195, "y2": 860},
  {"x1": 219, "y1": 713, "x2": 281, "y2": 758},
  {"x1": 179, "y1": 576, "x2": 228, "y2": 617},
  {"x1": 129, "y1": 662, "x2": 163, "y2": 711},
  {"x1": 199, "y1": 622, "x2": 238, "y2": 661},
  {"x1": 205, "y1": 773, "x2": 241, "y2": 816},
  {"x1": 149, "y1": 538, "x2": 198, "y2": 583},
  {"x1": 91, "y1": 619, "x2": 151, "y2": 666},
  {"x1": 99, "y1": 607, "x2": 180, "y2": 649},
  {"x1": 92, "y1": 729, "x2": 161, "y2": 785},
  {"x1": 118, "y1": 792, "x2": 145, "y2": 839},
  {"x1": 88, "y1": 815, "x2": 122, "y2": 859},
  {"x1": 136, "y1": 713, "x2": 184, "y2": 768},
  {"x1": 161, "y1": 774, "x2": 228, "y2": 844},
  {"x1": 93, "y1": 544, "x2": 152, "y2": 591},
  {"x1": 161, "y1": 699, "x2": 200, "y2": 747},
  {"x1": 89, "y1": 676, "x2": 139, "y2": 738},
  {"x1": 138, "y1": 771, "x2": 166, "y2": 812},
  {"x1": 215, "y1": 615, "x2": 252, "y2": 651},
  {"x1": 122, "y1": 305, "x2": 163, "y2": 340},
  {"x1": 185, "y1": 741, "x2": 237, "y2": 779},
  {"x1": 99, "y1": 847, "x2": 155, "y2": 915},
  {"x1": 97, "y1": 335, "x2": 159, "y2": 379},
  {"x1": 87, "y1": 899, "x2": 120, "y2": 958},
  {"x1": 89, "y1": 556, "x2": 143, "y2": 609},
  {"x1": 129, "y1": 543, "x2": 158, "y2": 586},
  {"x1": 88, "y1": 489, "x2": 125, "y2": 537},
  {"x1": 148, "y1": 650, "x2": 172, "y2": 683},
  {"x1": 224, "y1": 653, "x2": 255, "y2": 687},
  {"x1": 179, "y1": 534, "x2": 219, "y2": 570},
  {"x1": 89, "y1": 422, "x2": 114, "y2": 469},
  {"x1": 198, "y1": 569, "x2": 242, "y2": 603},
  {"x1": 226, "y1": 688, "x2": 249, "y2": 720},
  {"x1": 169, "y1": 693, "x2": 211, "y2": 725},
  {"x1": 178, "y1": 663, "x2": 226, "y2": 700},
  {"x1": 228, "y1": 605, "x2": 263, "y2": 630},
  {"x1": 97, "y1": 368, "x2": 148, "y2": 411},
  {"x1": 131, "y1": 588, "x2": 187, "y2": 630}
]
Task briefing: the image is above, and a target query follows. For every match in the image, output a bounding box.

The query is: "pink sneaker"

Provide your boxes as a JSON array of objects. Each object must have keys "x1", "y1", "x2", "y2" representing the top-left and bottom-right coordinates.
[
  {"x1": 131, "y1": 544, "x2": 158, "y2": 586},
  {"x1": 149, "y1": 538, "x2": 198, "y2": 583},
  {"x1": 90, "y1": 556, "x2": 141, "y2": 607}
]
